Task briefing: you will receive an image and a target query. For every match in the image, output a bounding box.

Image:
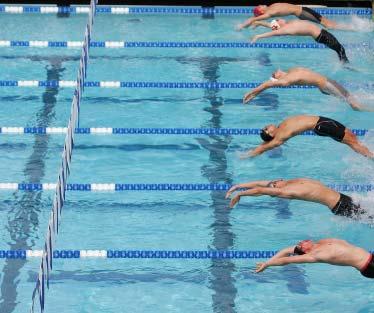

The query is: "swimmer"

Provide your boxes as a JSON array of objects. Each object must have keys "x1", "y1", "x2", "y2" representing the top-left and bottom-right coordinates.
[
  {"x1": 250, "y1": 19, "x2": 349, "y2": 63},
  {"x1": 243, "y1": 67, "x2": 367, "y2": 111},
  {"x1": 237, "y1": 3, "x2": 354, "y2": 31},
  {"x1": 243, "y1": 115, "x2": 373, "y2": 158},
  {"x1": 225, "y1": 178, "x2": 371, "y2": 221},
  {"x1": 254, "y1": 238, "x2": 374, "y2": 279}
]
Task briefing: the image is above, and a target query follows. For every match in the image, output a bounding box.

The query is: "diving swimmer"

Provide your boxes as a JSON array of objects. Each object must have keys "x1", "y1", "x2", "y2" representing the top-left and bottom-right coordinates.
[
  {"x1": 243, "y1": 67, "x2": 368, "y2": 111},
  {"x1": 237, "y1": 3, "x2": 355, "y2": 31},
  {"x1": 243, "y1": 115, "x2": 373, "y2": 158},
  {"x1": 250, "y1": 19, "x2": 349, "y2": 63},
  {"x1": 254, "y1": 238, "x2": 374, "y2": 279},
  {"x1": 225, "y1": 178, "x2": 370, "y2": 221}
]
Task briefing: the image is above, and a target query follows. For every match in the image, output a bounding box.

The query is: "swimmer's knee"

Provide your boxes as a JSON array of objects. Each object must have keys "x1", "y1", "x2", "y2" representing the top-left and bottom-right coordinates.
[
  {"x1": 342, "y1": 129, "x2": 357, "y2": 144},
  {"x1": 321, "y1": 18, "x2": 336, "y2": 29}
]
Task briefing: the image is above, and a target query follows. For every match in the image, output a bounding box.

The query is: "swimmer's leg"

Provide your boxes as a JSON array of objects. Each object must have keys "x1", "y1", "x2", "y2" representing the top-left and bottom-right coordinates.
[
  {"x1": 320, "y1": 17, "x2": 338, "y2": 29},
  {"x1": 320, "y1": 17, "x2": 354, "y2": 31},
  {"x1": 322, "y1": 80, "x2": 364, "y2": 111},
  {"x1": 315, "y1": 30, "x2": 349, "y2": 63},
  {"x1": 323, "y1": 79, "x2": 364, "y2": 111},
  {"x1": 342, "y1": 129, "x2": 374, "y2": 158},
  {"x1": 346, "y1": 95, "x2": 365, "y2": 111}
]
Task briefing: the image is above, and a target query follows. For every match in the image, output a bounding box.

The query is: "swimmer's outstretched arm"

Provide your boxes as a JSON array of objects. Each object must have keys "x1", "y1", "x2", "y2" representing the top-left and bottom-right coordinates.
[
  {"x1": 237, "y1": 14, "x2": 272, "y2": 30},
  {"x1": 251, "y1": 21, "x2": 272, "y2": 29},
  {"x1": 243, "y1": 80, "x2": 289, "y2": 103},
  {"x1": 228, "y1": 186, "x2": 284, "y2": 208},
  {"x1": 255, "y1": 253, "x2": 316, "y2": 273},
  {"x1": 225, "y1": 180, "x2": 271, "y2": 199},
  {"x1": 271, "y1": 246, "x2": 296, "y2": 259},
  {"x1": 251, "y1": 29, "x2": 287, "y2": 43}
]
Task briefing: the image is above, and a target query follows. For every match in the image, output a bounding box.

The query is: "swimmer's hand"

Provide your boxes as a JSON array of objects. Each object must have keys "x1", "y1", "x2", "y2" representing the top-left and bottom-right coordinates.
[
  {"x1": 237, "y1": 150, "x2": 252, "y2": 159},
  {"x1": 243, "y1": 92, "x2": 255, "y2": 104},
  {"x1": 255, "y1": 262, "x2": 268, "y2": 273},
  {"x1": 229, "y1": 194, "x2": 241, "y2": 208},
  {"x1": 251, "y1": 35, "x2": 259, "y2": 43},
  {"x1": 225, "y1": 185, "x2": 240, "y2": 199},
  {"x1": 235, "y1": 23, "x2": 245, "y2": 31}
]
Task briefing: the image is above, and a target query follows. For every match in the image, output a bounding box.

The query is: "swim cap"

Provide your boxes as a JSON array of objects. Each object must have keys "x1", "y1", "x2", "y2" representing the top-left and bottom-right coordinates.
[
  {"x1": 269, "y1": 76, "x2": 278, "y2": 82},
  {"x1": 270, "y1": 19, "x2": 280, "y2": 30},
  {"x1": 253, "y1": 6, "x2": 263, "y2": 17},
  {"x1": 260, "y1": 129, "x2": 274, "y2": 142}
]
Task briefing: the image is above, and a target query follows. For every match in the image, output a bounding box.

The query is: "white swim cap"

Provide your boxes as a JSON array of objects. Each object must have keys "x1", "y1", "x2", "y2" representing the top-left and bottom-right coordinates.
[
  {"x1": 270, "y1": 19, "x2": 280, "y2": 30},
  {"x1": 270, "y1": 76, "x2": 278, "y2": 82}
]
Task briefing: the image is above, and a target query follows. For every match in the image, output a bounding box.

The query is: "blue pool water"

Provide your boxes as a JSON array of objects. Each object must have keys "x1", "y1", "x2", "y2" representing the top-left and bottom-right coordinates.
[{"x1": 0, "y1": 7, "x2": 374, "y2": 313}]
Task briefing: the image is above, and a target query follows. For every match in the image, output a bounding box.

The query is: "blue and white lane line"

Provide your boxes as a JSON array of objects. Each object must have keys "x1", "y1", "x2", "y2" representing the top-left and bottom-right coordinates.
[
  {"x1": 1, "y1": 250, "x2": 276, "y2": 259},
  {"x1": 0, "y1": 80, "x2": 373, "y2": 89},
  {"x1": 0, "y1": 5, "x2": 371, "y2": 15},
  {"x1": 0, "y1": 40, "x2": 372, "y2": 49},
  {"x1": 0, "y1": 183, "x2": 372, "y2": 192},
  {"x1": 1, "y1": 249, "x2": 374, "y2": 259},
  {"x1": 0, "y1": 127, "x2": 370, "y2": 137}
]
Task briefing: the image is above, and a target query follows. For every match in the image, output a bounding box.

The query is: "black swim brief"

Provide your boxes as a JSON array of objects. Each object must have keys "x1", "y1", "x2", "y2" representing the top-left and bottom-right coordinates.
[
  {"x1": 331, "y1": 193, "x2": 364, "y2": 218},
  {"x1": 315, "y1": 29, "x2": 349, "y2": 63},
  {"x1": 299, "y1": 7, "x2": 322, "y2": 23},
  {"x1": 361, "y1": 254, "x2": 374, "y2": 279},
  {"x1": 314, "y1": 116, "x2": 346, "y2": 142}
]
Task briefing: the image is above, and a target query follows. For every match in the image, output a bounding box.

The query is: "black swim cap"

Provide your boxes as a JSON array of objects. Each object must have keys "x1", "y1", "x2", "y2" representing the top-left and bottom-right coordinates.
[
  {"x1": 294, "y1": 246, "x2": 305, "y2": 255},
  {"x1": 260, "y1": 129, "x2": 274, "y2": 142}
]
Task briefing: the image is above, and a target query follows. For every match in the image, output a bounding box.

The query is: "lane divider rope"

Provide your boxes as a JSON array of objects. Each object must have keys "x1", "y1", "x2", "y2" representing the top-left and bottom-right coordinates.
[
  {"x1": 1, "y1": 249, "x2": 374, "y2": 259},
  {"x1": 0, "y1": 127, "x2": 369, "y2": 136},
  {"x1": 0, "y1": 80, "x2": 372, "y2": 89},
  {"x1": 0, "y1": 5, "x2": 371, "y2": 15},
  {"x1": 0, "y1": 183, "x2": 372, "y2": 192},
  {"x1": 29, "y1": 1, "x2": 98, "y2": 312},
  {"x1": 0, "y1": 250, "x2": 373, "y2": 259},
  {"x1": 0, "y1": 40, "x2": 372, "y2": 49},
  {"x1": 0, "y1": 250, "x2": 275, "y2": 259}
]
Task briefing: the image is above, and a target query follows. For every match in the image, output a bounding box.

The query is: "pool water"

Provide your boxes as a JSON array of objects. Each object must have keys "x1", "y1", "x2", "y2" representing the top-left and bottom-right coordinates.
[{"x1": 0, "y1": 7, "x2": 374, "y2": 313}]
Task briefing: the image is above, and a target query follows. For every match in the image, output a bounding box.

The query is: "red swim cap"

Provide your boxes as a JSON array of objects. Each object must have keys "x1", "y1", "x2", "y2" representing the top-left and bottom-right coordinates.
[{"x1": 253, "y1": 6, "x2": 263, "y2": 17}]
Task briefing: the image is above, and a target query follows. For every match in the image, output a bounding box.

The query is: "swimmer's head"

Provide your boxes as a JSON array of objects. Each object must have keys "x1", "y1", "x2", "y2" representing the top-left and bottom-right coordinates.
[
  {"x1": 253, "y1": 5, "x2": 267, "y2": 17},
  {"x1": 270, "y1": 19, "x2": 281, "y2": 30},
  {"x1": 260, "y1": 124, "x2": 276, "y2": 142},
  {"x1": 267, "y1": 179, "x2": 286, "y2": 188},
  {"x1": 270, "y1": 19, "x2": 286, "y2": 30},
  {"x1": 294, "y1": 239, "x2": 313, "y2": 255},
  {"x1": 272, "y1": 69, "x2": 286, "y2": 80}
]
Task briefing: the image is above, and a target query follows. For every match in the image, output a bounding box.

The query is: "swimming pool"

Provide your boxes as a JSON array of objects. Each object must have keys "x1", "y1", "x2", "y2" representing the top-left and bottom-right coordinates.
[{"x1": 0, "y1": 5, "x2": 374, "y2": 313}]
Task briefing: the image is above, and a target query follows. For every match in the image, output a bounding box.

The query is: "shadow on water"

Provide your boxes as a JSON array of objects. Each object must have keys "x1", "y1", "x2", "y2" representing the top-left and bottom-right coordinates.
[
  {"x1": 274, "y1": 199, "x2": 293, "y2": 220},
  {"x1": 257, "y1": 52, "x2": 272, "y2": 67},
  {"x1": 239, "y1": 265, "x2": 309, "y2": 295},
  {"x1": 0, "y1": 60, "x2": 64, "y2": 312},
  {"x1": 27, "y1": 269, "x2": 209, "y2": 285},
  {"x1": 75, "y1": 143, "x2": 200, "y2": 151},
  {"x1": 0, "y1": 54, "x2": 261, "y2": 64},
  {"x1": 192, "y1": 56, "x2": 237, "y2": 313},
  {"x1": 190, "y1": 54, "x2": 308, "y2": 306}
]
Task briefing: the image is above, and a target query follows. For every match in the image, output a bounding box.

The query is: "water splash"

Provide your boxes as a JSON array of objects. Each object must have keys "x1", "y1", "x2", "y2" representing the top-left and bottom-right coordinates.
[
  {"x1": 342, "y1": 131, "x2": 374, "y2": 224},
  {"x1": 343, "y1": 130, "x2": 374, "y2": 181},
  {"x1": 350, "y1": 91, "x2": 374, "y2": 111},
  {"x1": 349, "y1": 16, "x2": 374, "y2": 33}
]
